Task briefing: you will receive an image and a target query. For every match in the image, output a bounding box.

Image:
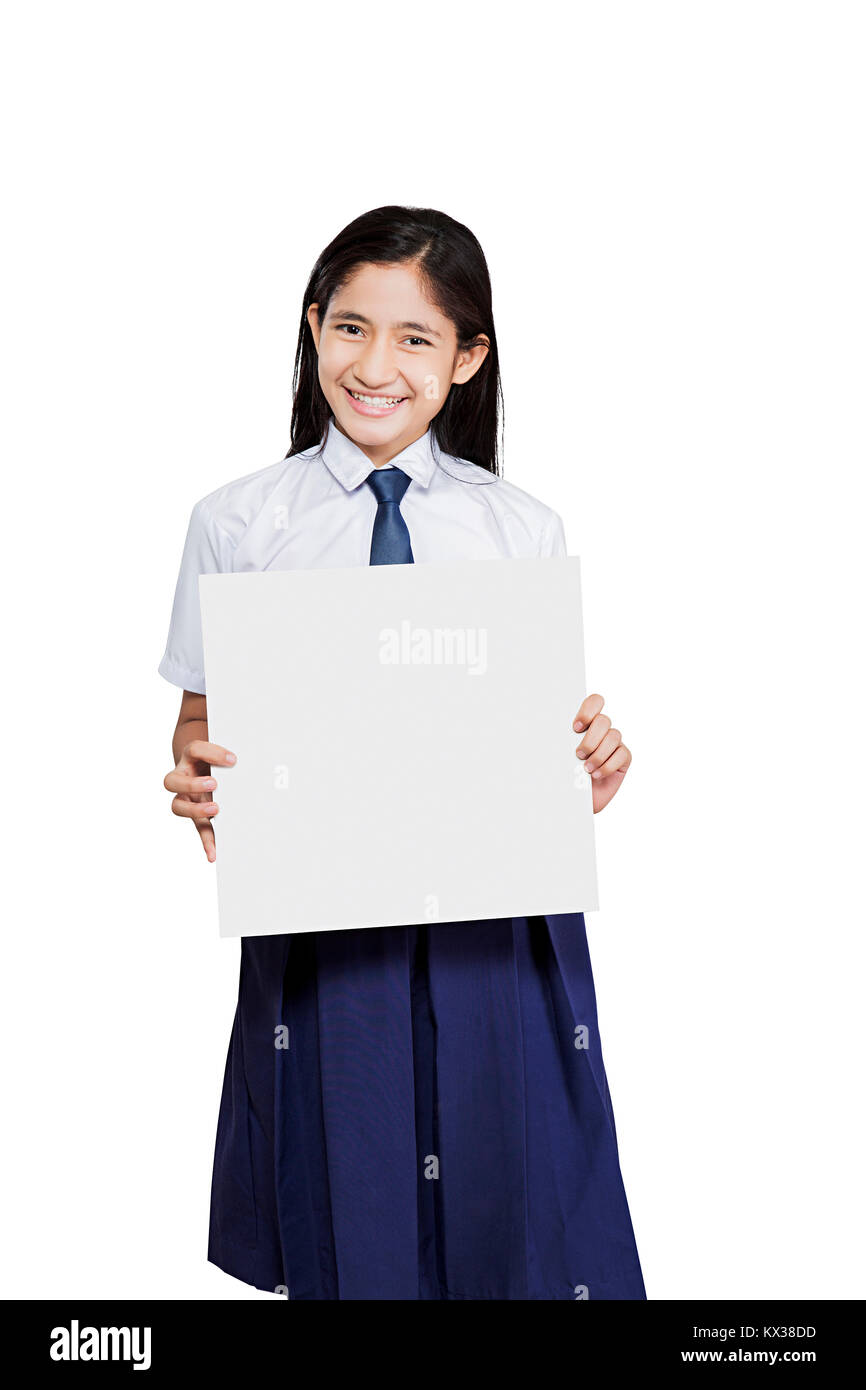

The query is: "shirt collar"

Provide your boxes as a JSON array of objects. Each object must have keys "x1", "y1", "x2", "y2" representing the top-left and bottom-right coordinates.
[{"x1": 319, "y1": 416, "x2": 440, "y2": 492}]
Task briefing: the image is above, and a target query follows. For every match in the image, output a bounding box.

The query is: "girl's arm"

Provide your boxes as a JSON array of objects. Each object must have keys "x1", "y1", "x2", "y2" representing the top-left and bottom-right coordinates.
[
  {"x1": 164, "y1": 691, "x2": 236, "y2": 862},
  {"x1": 171, "y1": 689, "x2": 209, "y2": 765}
]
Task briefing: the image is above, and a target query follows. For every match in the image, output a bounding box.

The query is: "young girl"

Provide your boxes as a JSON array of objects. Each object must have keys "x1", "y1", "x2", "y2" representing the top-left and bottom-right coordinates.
[{"x1": 160, "y1": 205, "x2": 645, "y2": 1301}]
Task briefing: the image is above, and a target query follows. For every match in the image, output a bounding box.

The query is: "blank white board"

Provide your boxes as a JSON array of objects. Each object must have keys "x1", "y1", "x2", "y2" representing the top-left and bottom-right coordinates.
[{"x1": 199, "y1": 557, "x2": 598, "y2": 936}]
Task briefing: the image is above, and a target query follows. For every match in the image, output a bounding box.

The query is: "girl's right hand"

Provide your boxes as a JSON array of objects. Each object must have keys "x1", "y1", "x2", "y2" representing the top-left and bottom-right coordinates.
[{"x1": 163, "y1": 739, "x2": 237, "y2": 863}]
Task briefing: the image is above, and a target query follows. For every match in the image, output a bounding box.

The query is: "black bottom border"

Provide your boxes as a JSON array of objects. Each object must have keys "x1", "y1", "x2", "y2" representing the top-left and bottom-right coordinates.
[{"x1": 3, "y1": 1298, "x2": 859, "y2": 1376}]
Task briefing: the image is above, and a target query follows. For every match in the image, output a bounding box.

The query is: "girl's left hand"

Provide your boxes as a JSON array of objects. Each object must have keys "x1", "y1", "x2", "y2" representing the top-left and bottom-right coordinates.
[{"x1": 573, "y1": 694, "x2": 632, "y2": 814}]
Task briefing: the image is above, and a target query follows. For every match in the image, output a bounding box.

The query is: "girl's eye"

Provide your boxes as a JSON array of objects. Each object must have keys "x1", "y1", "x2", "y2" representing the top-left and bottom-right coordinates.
[{"x1": 333, "y1": 324, "x2": 431, "y2": 348}]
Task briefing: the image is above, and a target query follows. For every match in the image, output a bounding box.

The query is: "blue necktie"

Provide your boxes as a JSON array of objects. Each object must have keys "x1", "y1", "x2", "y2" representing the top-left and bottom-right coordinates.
[{"x1": 365, "y1": 467, "x2": 414, "y2": 565}]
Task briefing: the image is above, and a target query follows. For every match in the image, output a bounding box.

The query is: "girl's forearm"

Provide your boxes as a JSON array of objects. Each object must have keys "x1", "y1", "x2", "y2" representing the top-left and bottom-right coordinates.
[{"x1": 172, "y1": 717, "x2": 208, "y2": 766}]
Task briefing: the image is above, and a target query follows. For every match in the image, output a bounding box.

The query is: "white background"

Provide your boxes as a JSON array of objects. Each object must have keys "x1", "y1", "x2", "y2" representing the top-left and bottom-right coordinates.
[{"x1": 1, "y1": 0, "x2": 863, "y2": 1299}]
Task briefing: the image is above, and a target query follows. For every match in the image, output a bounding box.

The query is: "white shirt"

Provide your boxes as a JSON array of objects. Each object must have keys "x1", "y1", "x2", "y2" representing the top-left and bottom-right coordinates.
[{"x1": 159, "y1": 418, "x2": 568, "y2": 694}]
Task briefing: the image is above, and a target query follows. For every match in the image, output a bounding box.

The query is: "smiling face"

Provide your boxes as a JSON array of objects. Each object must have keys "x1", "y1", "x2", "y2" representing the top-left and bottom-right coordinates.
[{"x1": 306, "y1": 261, "x2": 489, "y2": 466}]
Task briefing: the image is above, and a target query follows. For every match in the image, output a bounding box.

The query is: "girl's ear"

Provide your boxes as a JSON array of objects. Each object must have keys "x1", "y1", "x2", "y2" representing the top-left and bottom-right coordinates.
[
  {"x1": 451, "y1": 335, "x2": 490, "y2": 386},
  {"x1": 306, "y1": 302, "x2": 321, "y2": 351}
]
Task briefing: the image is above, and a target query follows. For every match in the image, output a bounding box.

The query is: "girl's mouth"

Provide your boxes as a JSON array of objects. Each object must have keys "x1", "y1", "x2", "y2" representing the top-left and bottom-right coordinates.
[{"x1": 342, "y1": 385, "x2": 408, "y2": 417}]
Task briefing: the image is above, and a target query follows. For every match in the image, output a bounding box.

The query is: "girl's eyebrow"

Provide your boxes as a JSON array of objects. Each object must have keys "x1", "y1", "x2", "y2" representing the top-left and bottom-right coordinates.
[{"x1": 330, "y1": 308, "x2": 442, "y2": 340}]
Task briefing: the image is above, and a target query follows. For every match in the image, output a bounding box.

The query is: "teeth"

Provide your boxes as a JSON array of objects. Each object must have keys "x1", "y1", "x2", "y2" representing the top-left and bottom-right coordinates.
[{"x1": 349, "y1": 390, "x2": 404, "y2": 407}]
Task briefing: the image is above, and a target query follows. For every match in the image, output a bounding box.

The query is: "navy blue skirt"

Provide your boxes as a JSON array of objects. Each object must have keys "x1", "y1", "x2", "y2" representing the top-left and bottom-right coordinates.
[{"x1": 207, "y1": 914, "x2": 646, "y2": 1300}]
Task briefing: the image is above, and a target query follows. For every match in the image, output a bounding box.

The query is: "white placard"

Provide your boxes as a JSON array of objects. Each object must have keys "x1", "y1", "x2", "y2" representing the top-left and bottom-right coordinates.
[{"x1": 199, "y1": 557, "x2": 598, "y2": 936}]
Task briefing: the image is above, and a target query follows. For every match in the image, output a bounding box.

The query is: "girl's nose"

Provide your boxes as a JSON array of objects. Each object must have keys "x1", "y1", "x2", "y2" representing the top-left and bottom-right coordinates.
[{"x1": 355, "y1": 337, "x2": 399, "y2": 388}]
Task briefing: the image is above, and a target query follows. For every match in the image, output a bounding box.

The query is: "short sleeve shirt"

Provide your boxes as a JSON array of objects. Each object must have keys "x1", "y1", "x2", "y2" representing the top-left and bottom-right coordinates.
[{"x1": 158, "y1": 418, "x2": 568, "y2": 694}]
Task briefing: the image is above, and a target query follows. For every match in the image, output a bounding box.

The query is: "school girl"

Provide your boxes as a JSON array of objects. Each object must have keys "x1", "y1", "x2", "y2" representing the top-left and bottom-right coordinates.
[{"x1": 159, "y1": 205, "x2": 646, "y2": 1300}]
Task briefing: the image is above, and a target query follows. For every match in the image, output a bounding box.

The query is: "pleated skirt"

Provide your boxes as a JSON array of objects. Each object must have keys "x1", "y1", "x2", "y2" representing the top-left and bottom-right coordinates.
[{"x1": 207, "y1": 914, "x2": 646, "y2": 1300}]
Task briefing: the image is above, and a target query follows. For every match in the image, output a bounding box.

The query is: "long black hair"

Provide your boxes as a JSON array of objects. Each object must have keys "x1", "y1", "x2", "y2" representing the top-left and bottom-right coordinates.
[{"x1": 286, "y1": 206, "x2": 503, "y2": 475}]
